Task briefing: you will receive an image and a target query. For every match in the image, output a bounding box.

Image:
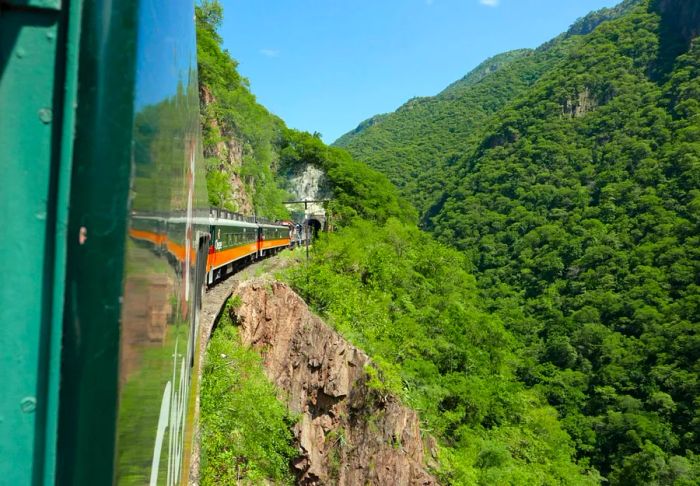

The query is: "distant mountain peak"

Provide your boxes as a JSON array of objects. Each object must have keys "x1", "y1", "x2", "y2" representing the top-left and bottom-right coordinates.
[
  {"x1": 565, "y1": 0, "x2": 642, "y2": 37},
  {"x1": 439, "y1": 49, "x2": 532, "y2": 97}
]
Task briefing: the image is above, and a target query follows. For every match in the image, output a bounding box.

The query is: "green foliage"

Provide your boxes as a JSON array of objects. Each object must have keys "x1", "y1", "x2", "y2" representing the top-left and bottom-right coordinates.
[
  {"x1": 196, "y1": 1, "x2": 290, "y2": 219},
  {"x1": 205, "y1": 159, "x2": 235, "y2": 211},
  {"x1": 195, "y1": 0, "x2": 700, "y2": 483},
  {"x1": 285, "y1": 219, "x2": 598, "y2": 484},
  {"x1": 200, "y1": 302, "x2": 297, "y2": 485},
  {"x1": 336, "y1": 0, "x2": 700, "y2": 482},
  {"x1": 333, "y1": 44, "x2": 567, "y2": 216},
  {"x1": 131, "y1": 80, "x2": 208, "y2": 213},
  {"x1": 196, "y1": 2, "x2": 414, "y2": 223},
  {"x1": 280, "y1": 129, "x2": 416, "y2": 226}
]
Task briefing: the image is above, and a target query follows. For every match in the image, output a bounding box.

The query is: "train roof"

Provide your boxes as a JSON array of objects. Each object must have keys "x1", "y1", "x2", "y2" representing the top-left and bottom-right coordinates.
[
  {"x1": 258, "y1": 222, "x2": 289, "y2": 229},
  {"x1": 184, "y1": 217, "x2": 259, "y2": 228},
  {"x1": 132, "y1": 214, "x2": 287, "y2": 229}
]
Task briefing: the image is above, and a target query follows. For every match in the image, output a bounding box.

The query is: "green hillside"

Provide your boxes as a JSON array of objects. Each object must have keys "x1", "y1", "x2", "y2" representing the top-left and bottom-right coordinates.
[
  {"x1": 195, "y1": 1, "x2": 410, "y2": 224},
  {"x1": 334, "y1": 47, "x2": 552, "y2": 215},
  {"x1": 197, "y1": 0, "x2": 700, "y2": 483},
  {"x1": 334, "y1": 1, "x2": 643, "y2": 217},
  {"x1": 336, "y1": 0, "x2": 700, "y2": 482}
]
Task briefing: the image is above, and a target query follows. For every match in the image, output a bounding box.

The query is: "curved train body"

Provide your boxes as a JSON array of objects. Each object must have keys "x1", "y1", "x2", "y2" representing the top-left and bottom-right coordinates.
[
  {"x1": 130, "y1": 212, "x2": 291, "y2": 286},
  {"x1": 0, "y1": 0, "x2": 288, "y2": 484}
]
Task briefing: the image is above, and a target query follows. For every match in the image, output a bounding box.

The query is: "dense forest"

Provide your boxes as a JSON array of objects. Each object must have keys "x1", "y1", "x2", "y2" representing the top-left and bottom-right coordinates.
[
  {"x1": 198, "y1": 0, "x2": 699, "y2": 484},
  {"x1": 336, "y1": 0, "x2": 700, "y2": 483},
  {"x1": 334, "y1": 1, "x2": 645, "y2": 217}
]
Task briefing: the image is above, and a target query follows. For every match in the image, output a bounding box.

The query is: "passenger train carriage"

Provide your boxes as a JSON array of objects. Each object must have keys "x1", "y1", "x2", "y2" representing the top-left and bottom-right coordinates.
[
  {"x1": 0, "y1": 0, "x2": 288, "y2": 484},
  {"x1": 130, "y1": 213, "x2": 291, "y2": 287}
]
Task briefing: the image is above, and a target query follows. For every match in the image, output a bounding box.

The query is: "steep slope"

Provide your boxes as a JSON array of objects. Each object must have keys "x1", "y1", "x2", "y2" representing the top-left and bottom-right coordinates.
[
  {"x1": 196, "y1": 2, "x2": 412, "y2": 225},
  {"x1": 339, "y1": 0, "x2": 700, "y2": 482},
  {"x1": 287, "y1": 220, "x2": 602, "y2": 484},
  {"x1": 233, "y1": 280, "x2": 437, "y2": 485},
  {"x1": 334, "y1": 48, "x2": 550, "y2": 215},
  {"x1": 334, "y1": 1, "x2": 642, "y2": 217},
  {"x1": 196, "y1": 0, "x2": 700, "y2": 483},
  {"x1": 196, "y1": 2, "x2": 289, "y2": 217}
]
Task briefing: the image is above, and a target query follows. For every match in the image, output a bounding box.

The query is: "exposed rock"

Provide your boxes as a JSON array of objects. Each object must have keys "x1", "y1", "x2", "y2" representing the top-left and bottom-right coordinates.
[
  {"x1": 285, "y1": 163, "x2": 331, "y2": 229},
  {"x1": 199, "y1": 85, "x2": 254, "y2": 214},
  {"x1": 231, "y1": 280, "x2": 437, "y2": 486},
  {"x1": 563, "y1": 87, "x2": 597, "y2": 118}
]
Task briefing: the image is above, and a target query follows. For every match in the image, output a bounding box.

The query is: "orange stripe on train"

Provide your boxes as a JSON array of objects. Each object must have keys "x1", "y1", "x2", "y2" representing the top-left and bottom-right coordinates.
[
  {"x1": 261, "y1": 238, "x2": 291, "y2": 250},
  {"x1": 206, "y1": 242, "x2": 258, "y2": 273}
]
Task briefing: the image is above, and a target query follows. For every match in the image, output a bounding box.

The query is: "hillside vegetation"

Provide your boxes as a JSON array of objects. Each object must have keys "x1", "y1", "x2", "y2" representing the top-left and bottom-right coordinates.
[
  {"x1": 197, "y1": 2, "x2": 601, "y2": 483},
  {"x1": 198, "y1": 0, "x2": 699, "y2": 483},
  {"x1": 334, "y1": 0, "x2": 642, "y2": 217},
  {"x1": 196, "y1": 3, "x2": 418, "y2": 483},
  {"x1": 336, "y1": 0, "x2": 700, "y2": 483},
  {"x1": 287, "y1": 221, "x2": 601, "y2": 484},
  {"x1": 196, "y1": 2, "x2": 411, "y2": 225},
  {"x1": 196, "y1": 1, "x2": 288, "y2": 218}
]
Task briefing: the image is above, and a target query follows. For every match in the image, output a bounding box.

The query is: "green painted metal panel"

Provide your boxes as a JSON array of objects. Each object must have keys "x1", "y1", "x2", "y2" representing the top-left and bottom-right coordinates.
[
  {"x1": 0, "y1": 0, "x2": 81, "y2": 484},
  {"x1": 2, "y1": 0, "x2": 205, "y2": 482},
  {"x1": 55, "y1": 0, "x2": 140, "y2": 483},
  {"x1": 55, "y1": 0, "x2": 209, "y2": 482},
  {"x1": 4, "y1": 0, "x2": 62, "y2": 10}
]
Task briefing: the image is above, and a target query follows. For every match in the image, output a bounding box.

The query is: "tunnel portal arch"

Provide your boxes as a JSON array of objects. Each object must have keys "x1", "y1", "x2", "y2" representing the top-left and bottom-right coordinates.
[{"x1": 307, "y1": 218, "x2": 322, "y2": 238}]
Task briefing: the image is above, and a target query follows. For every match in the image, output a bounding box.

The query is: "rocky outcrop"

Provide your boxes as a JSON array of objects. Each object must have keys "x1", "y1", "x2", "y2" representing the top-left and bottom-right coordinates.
[
  {"x1": 563, "y1": 87, "x2": 598, "y2": 118},
  {"x1": 231, "y1": 280, "x2": 437, "y2": 485},
  {"x1": 200, "y1": 86, "x2": 254, "y2": 214},
  {"x1": 285, "y1": 163, "x2": 332, "y2": 229}
]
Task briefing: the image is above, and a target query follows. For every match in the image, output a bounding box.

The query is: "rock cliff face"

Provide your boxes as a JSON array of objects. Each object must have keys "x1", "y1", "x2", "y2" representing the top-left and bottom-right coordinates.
[
  {"x1": 231, "y1": 280, "x2": 437, "y2": 485},
  {"x1": 200, "y1": 86, "x2": 254, "y2": 214},
  {"x1": 284, "y1": 163, "x2": 332, "y2": 229}
]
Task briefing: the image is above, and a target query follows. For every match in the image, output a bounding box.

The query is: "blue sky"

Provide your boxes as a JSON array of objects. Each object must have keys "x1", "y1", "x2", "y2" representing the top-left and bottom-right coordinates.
[{"x1": 219, "y1": 0, "x2": 620, "y2": 143}]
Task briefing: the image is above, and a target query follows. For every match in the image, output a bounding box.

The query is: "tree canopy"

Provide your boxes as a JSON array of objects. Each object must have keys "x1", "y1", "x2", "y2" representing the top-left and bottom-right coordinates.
[{"x1": 336, "y1": 0, "x2": 700, "y2": 482}]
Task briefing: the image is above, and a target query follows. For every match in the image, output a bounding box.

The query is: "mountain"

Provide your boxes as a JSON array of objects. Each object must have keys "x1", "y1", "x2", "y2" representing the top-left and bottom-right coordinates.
[
  {"x1": 195, "y1": 2, "x2": 411, "y2": 225},
  {"x1": 336, "y1": 0, "x2": 700, "y2": 483},
  {"x1": 334, "y1": 47, "x2": 553, "y2": 215},
  {"x1": 334, "y1": 0, "x2": 643, "y2": 217},
  {"x1": 196, "y1": 3, "x2": 608, "y2": 485}
]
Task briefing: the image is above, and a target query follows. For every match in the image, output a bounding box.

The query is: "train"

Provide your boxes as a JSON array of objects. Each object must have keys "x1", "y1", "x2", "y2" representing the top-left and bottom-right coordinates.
[
  {"x1": 0, "y1": 0, "x2": 293, "y2": 484},
  {"x1": 130, "y1": 209, "x2": 292, "y2": 286}
]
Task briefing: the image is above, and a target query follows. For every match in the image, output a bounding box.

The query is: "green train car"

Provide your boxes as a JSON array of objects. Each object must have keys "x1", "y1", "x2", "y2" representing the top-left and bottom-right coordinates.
[{"x1": 1, "y1": 0, "x2": 210, "y2": 484}]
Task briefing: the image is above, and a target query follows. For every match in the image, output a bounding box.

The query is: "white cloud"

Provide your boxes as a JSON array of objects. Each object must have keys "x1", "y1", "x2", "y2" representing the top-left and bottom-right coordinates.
[
  {"x1": 479, "y1": 0, "x2": 500, "y2": 6},
  {"x1": 260, "y1": 49, "x2": 279, "y2": 58}
]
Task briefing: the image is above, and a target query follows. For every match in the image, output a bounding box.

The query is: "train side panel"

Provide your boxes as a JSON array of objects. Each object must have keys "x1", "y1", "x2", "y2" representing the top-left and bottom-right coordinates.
[
  {"x1": 0, "y1": 1, "x2": 82, "y2": 484},
  {"x1": 57, "y1": 0, "x2": 207, "y2": 485},
  {"x1": 259, "y1": 224, "x2": 292, "y2": 254}
]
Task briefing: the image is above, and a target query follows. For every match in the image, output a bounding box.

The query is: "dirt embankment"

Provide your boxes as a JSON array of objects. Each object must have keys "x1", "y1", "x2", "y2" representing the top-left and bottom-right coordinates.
[{"x1": 232, "y1": 280, "x2": 437, "y2": 486}]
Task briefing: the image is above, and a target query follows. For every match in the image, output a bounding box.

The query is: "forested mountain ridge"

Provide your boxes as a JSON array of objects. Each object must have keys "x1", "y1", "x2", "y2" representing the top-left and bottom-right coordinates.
[
  {"x1": 196, "y1": 2, "x2": 610, "y2": 484},
  {"x1": 338, "y1": 0, "x2": 700, "y2": 483},
  {"x1": 195, "y1": 3, "x2": 411, "y2": 224},
  {"x1": 333, "y1": 0, "x2": 644, "y2": 217},
  {"x1": 196, "y1": 1, "x2": 289, "y2": 217},
  {"x1": 197, "y1": 0, "x2": 699, "y2": 483},
  {"x1": 333, "y1": 46, "x2": 554, "y2": 215},
  {"x1": 437, "y1": 49, "x2": 532, "y2": 98}
]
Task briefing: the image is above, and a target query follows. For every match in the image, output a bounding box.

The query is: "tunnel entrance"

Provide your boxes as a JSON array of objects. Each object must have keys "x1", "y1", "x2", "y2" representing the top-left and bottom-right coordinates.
[{"x1": 307, "y1": 218, "x2": 322, "y2": 238}]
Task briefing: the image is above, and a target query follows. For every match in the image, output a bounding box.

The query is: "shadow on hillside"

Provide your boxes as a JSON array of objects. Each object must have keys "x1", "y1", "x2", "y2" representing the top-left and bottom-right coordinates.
[{"x1": 649, "y1": 0, "x2": 700, "y2": 80}]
